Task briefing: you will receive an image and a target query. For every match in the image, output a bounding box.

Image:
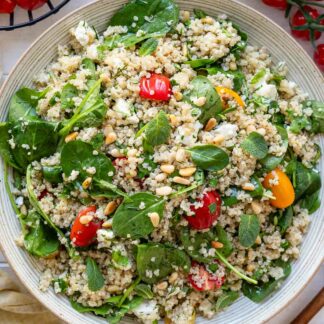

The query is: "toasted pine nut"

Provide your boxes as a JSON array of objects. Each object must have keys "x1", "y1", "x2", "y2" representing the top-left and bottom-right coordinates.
[
  {"x1": 102, "y1": 219, "x2": 113, "y2": 229},
  {"x1": 82, "y1": 177, "x2": 92, "y2": 189},
  {"x1": 173, "y1": 91, "x2": 183, "y2": 101},
  {"x1": 104, "y1": 124, "x2": 114, "y2": 136},
  {"x1": 179, "y1": 167, "x2": 196, "y2": 177},
  {"x1": 181, "y1": 10, "x2": 190, "y2": 21},
  {"x1": 246, "y1": 125, "x2": 256, "y2": 133},
  {"x1": 20, "y1": 204, "x2": 27, "y2": 216},
  {"x1": 156, "y1": 281, "x2": 168, "y2": 290},
  {"x1": 247, "y1": 264, "x2": 255, "y2": 272},
  {"x1": 251, "y1": 201, "x2": 262, "y2": 214},
  {"x1": 127, "y1": 148, "x2": 138, "y2": 157},
  {"x1": 204, "y1": 118, "x2": 217, "y2": 131},
  {"x1": 105, "y1": 201, "x2": 118, "y2": 216},
  {"x1": 193, "y1": 96, "x2": 206, "y2": 107},
  {"x1": 213, "y1": 134, "x2": 225, "y2": 145},
  {"x1": 168, "y1": 272, "x2": 178, "y2": 284},
  {"x1": 156, "y1": 173, "x2": 167, "y2": 182},
  {"x1": 173, "y1": 176, "x2": 191, "y2": 185},
  {"x1": 175, "y1": 148, "x2": 186, "y2": 162},
  {"x1": 111, "y1": 149, "x2": 124, "y2": 158},
  {"x1": 65, "y1": 132, "x2": 78, "y2": 143},
  {"x1": 161, "y1": 164, "x2": 175, "y2": 174},
  {"x1": 211, "y1": 241, "x2": 224, "y2": 249},
  {"x1": 202, "y1": 17, "x2": 213, "y2": 24},
  {"x1": 148, "y1": 212, "x2": 160, "y2": 227},
  {"x1": 169, "y1": 114, "x2": 179, "y2": 126},
  {"x1": 242, "y1": 183, "x2": 255, "y2": 191},
  {"x1": 79, "y1": 215, "x2": 93, "y2": 225},
  {"x1": 255, "y1": 235, "x2": 262, "y2": 245},
  {"x1": 256, "y1": 128, "x2": 266, "y2": 136},
  {"x1": 156, "y1": 186, "x2": 172, "y2": 196},
  {"x1": 105, "y1": 132, "x2": 117, "y2": 145}
]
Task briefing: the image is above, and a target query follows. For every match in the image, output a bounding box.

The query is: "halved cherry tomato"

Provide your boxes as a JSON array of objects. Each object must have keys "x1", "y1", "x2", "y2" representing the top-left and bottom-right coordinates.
[
  {"x1": 262, "y1": 168, "x2": 295, "y2": 209},
  {"x1": 185, "y1": 191, "x2": 221, "y2": 230},
  {"x1": 262, "y1": 0, "x2": 287, "y2": 10},
  {"x1": 188, "y1": 261, "x2": 225, "y2": 291},
  {"x1": 139, "y1": 73, "x2": 172, "y2": 101},
  {"x1": 291, "y1": 6, "x2": 323, "y2": 41},
  {"x1": 0, "y1": 0, "x2": 16, "y2": 13},
  {"x1": 70, "y1": 206, "x2": 102, "y2": 247},
  {"x1": 216, "y1": 86, "x2": 245, "y2": 109},
  {"x1": 314, "y1": 44, "x2": 324, "y2": 72},
  {"x1": 16, "y1": 0, "x2": 47, "y2": 10}
]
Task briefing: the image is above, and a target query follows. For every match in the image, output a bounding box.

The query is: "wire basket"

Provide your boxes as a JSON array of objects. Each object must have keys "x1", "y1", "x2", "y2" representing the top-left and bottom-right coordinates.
[{"x1": 0, "y1": 0, "x2": 70, "y2": 31}]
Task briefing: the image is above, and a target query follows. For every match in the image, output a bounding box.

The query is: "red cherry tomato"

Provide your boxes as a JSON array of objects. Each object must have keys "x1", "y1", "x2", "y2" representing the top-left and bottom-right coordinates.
[
  {"x1": 16, "y1": 0, "x2": 47, "y2": 10},
  {"x1": 70, "y1": 206, "x2": 102, "y2": 247},
  {"x1": 262, "y1": 0, "x2": 287, "y2": 10},
  {"x1": 38, "y1": 189, "x2": 49, "y2": 200},
  {"x1": 139, "y1": 73, "x2": 172, "y2": 101},
  {"x1": 188, "y1": 262, "x2": 225, "y2": 291},
  {"x1": 186, "y1": 191, "x2": 221, "y2": 230},
  {"x1": 314, "y1": 44, "x2": 324, "y2": 72},
  {"x1": 0, "y1": 0, "x2": 16, "y2": 13},
  {"x1": 291, "y1": 6, "x2": 322, "y2": 40}
]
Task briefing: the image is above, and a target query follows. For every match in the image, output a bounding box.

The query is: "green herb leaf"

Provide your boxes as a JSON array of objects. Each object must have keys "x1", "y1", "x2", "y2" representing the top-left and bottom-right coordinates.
[
  {"x1": 61, "y1": 83, "x2": 78, "y2": 110},
  {"x1": 134, "y1": 284, "x2": 154, "y2": 299},
  {"x1": 139, "y1": 38, "x2": 159, "y2": 56},
  {"x1": 247, "y1": 175, "x2": 264, "y2": 198},
  {"x1": 300, "y1": 190, "x2": 321, "y2": 214},
  {"x1": 241, "y1": 132, "x2": 268, "y2": 159},
  {"x1": 42, "y1": 165, "x2": 62, "y2": 184},
  {"x1": 184, "y1": 58, "x2": 216, "y2": 69},
  {"x1": 137, "y1": 153, "x2": 158, "y2": 179},
  {"x1": 86, "y1": 257, "x2": 105, "y2": 291},
  {"x1": 238, "y1": 214, "x2": 260, "y2": 248},
  {"x1": 250, "y1": 68, "x2": 266, "y2": 85},
  {"x1": 136, "y1": 243, "x2": 190, "y2": 284},
  {"x1": 278, "y1": 206, "x2": 293, "y2": 234},
  {"x1": 187, "y1": 144, "x2": 229, "y2": 171},
  {"x1": 112, "y1": 192, "x2": 165, "y2": 239},
  {"x1": 70, "y1": 299, "x2": 112, "y2": 315},
  {"x1": 222, "y1": 187, "x2": 239, "y2": 207},
  {"x1": 215, "y1": 291, "x2": 240, "y2": 312},
  {"x1": 112, "y1": 250, "x2": 131, "y2": 270},
  {"x1": 52, "y1": 278, "x2": 68, "y2": 294},
  {"x1": 193, "y1": 8, "x2": 207, "y2": 18}
]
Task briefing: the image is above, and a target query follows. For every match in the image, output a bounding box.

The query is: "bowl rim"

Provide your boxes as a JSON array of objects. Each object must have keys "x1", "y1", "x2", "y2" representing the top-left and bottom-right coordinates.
[{"x1": 0, "y1": 0, "x2": 323, "y2": 323}]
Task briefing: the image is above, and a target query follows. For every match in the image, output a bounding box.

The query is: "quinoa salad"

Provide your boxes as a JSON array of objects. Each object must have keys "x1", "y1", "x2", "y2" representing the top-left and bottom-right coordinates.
[{"x1": 1, "y1": 0, "x2": 324, "y2": 323}]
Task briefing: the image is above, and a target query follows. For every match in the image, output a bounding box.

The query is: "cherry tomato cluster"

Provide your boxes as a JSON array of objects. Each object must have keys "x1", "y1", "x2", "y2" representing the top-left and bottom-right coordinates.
[
  {"x1": 0, "y1": 0, "x2": 47, "y2": 14},
  {"x1": 262, "y1": 0, "x2": 324, "y2": 71}
]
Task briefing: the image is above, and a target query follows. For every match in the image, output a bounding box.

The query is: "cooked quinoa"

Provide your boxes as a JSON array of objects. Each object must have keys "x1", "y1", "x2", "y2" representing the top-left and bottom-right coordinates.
[{"x1": 2, "y1": 1, "x2": 323, "y2": 323}]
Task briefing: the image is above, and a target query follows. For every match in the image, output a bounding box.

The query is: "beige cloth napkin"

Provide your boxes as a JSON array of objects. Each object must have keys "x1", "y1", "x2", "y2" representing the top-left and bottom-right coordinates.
[{"x1": 0, "y1": 270, "x2": 62, "y2": 324}]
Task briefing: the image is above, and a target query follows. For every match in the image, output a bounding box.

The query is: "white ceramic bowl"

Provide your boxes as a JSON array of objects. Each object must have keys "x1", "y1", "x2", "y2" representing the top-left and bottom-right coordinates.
[{"x1": 0, "y1": 1, "x2": 323, "y2": 323}]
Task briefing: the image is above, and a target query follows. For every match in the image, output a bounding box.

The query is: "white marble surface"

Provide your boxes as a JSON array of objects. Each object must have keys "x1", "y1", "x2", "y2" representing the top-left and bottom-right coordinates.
[{"x1": 0, "y1": 0, "x2": 323, "y2": 323}]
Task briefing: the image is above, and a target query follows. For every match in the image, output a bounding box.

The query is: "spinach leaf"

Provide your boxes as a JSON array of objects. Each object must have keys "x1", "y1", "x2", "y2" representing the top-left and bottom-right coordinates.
[
  {"x1": 242, "y1": 259, "x2": 291, "y2": 303},
  {"x1": 134, "y1": 284, "x2": 153, "y2": 299},
  {"x1": 23, "y1": 211, "x2": 60, "y2": 257},
  {"x1": 137, "y1": 153, "x2": 157, "y2": 179},
  {"x1": 307, "y1": 100, "x2": 324, "y2": 133},
  {"x1": 238, "y1": 214, "x2": 260, "y2": 248},
  {"x1": 112, "y1": 192, "x2": 165, "y2": 239},
  {"x1": 250, "y1": 68, "x2": 266, "y2": 85},
  {"x1": 215, "y1": 291, "x2": 240, "y2": 312},
  {"x1": 277, "y1": 206, "x2": 293, "y2": 234},
  {"x1": 184, "y1": 76, "x2": 222, "y2": 124},
  {"x1": 187, "y1": 144, "x2": 229, "y2": 171},
  {"x1": 42, "y1": 165, "x2": 62, "y2": 184},
  {"x1": 184, "y1": 59, "x2": 216, "y2": 69},
  {"x1": 10, "y1": 120, "x2": 59, "y2": 170},
  {"x1": 8, "y1": 87, "x2": 47, "y2": 122},
  {"x1": 0, "y1": 122, "x2": 22, "y2": 171},
  {"x1": 300, "y1": 190, "x2": 321, "y2": 214},
  {"x1": 109, "y1": 0, "x2": 179, "y2": 46},
  {"x1": 139, "y1": 38, "x2": 159, "y2": 56},
  {"x1": 241, "y1": 132, "x2": 268, "y2": 159},
  {"x1": 52, "y1": 278, "x2": 68, "y2": 293},
  {"x1": 136, "y1": 243, "x2": 190, "y2": 283},
  {"x1": 26, "y1": 165, "x2": 76, "y2": 258},
  {"x1": 248, "y1": 175, "x2": 264, "y2": 198},
  {"x1": 61, "y1": 83, "x2": 78, "y2": 110},
  {"x1": 193, "y1": 8, "x2": 207, "y2": 19},
  {"x1": 81, "y1": 58, "x2": 96, "y2": 74},
  {"x1": 215, "y1": 225, "x2": 233, "y2": 257},
  {"x1": 86, "y1": 257, "x2": 105, "y2": 291},
  {"x1": 70, "y1": 299, "x2": 112, "y2": 316},
  {"x1": 112, "y1": 250, "x2": 131, "y2": 270},
  {"x1": 231, "y1": 23, "x2": 248, "y2": 58},
  {"x1": 222, "y1": 187, "x2": 239, "y2": 207}
]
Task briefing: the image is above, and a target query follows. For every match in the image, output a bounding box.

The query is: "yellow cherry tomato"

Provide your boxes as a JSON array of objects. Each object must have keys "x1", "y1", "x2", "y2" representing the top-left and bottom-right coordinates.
[
  {"x1": 215, "y1": 86, "x2": 245, "y2": 108},
  {"x1": 262, "y1": 168, "x2": 295, "y2": 209}
]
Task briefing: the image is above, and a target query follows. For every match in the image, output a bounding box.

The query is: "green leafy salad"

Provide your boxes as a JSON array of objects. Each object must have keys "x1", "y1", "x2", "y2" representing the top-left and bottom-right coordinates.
[{"x1": 1, "y1": 0, "x2": 323, "y2": 323}]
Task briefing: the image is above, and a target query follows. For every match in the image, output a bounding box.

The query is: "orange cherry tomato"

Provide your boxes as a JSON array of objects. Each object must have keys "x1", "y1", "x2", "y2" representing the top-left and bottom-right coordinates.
[
  {"x1": 215, "y1": 86, "x2": 245, "y2": 109},
  {"x1": 262, "y1": 168, "x2": 295, "y2": 209}
]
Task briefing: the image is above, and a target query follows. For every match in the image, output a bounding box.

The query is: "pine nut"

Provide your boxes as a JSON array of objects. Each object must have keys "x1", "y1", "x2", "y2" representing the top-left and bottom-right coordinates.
[
  {"x1": 246, "y1": 125, "x2": 256, "y2": 133},
  {"x1": 256, "y1": 128, "x2": 266, "y2": 136},
  {"x1": 204, "y1": 118, "x2": 217, "y2": 131},
  {"x1": 65, "y1": 132, "x2": 78, "y2": 143},
  {"x1": 111, "y1": 149, "x2": 124, "y2": 158},
  {"x1": 155, "y1": 173, "x2": 167, "y2": 182},
  {"x1": 156, "y1": 281, "x2": 168, "y2": 290},
  {"x1": 104, "y1": 124, "x2": 114, "y2": 136},
  {"x1": 194, "y1": 96, "x2": 206, "y2": 107},
  {"x1": 242, "y1": 183, "x2": 255, "y2": 191},
  {"x1": 168, "y1": 272, "x2": 178, "y2": 284},
  {"x1": 156, "y1": 186, "x2": 172, "y2": 196},
  {"x1": 161, "y1": 164, "x2": 175, "y2": 174},
  {"x1": 181, "y1": 10, "x2": 190, "y2": 21},
  {"x1": 211, "y1": 241, "x2": 224, "y2": 249},
  {"x1": 251, "y1": 201, "x2": 262, "y2": 214},
  {"x1": 20, "y1": 204, "x2": 27, "y2": 216},
  {"x1": 105, "y1": 132, "x2": 117, "y2": 145},
  {"x1": 148, "y1": 212, "x2": 160, "y2": 227},
  {"x1": 104, "y1": 201, "x2": 118, "y2": 216},
  {"x1": 202, "y1": 17, "x2": 213, "y2": 24},
  {"x1": 169, "y1": 114, "x2": 179, "y2": 126},
  {"x1": 255, "y1": 235, "x2": 262, "y2": 245},
  {"x1": 213, "y1": 134, "x2": 225, "y2": 145},
  {"x1": 102, "y1": 219, "x2": 113, "y2": 229},
  {"x1": 82, "y1": 177, "x2": 92, "y2": 189},
  {"x1": 179, "y1": 167, "x2": 196, "y2": 177},
  {"x1": 173, "y1": 176, "x2": 191, "y2": 185},
  {"x1": 247, "y1": 264, "x2": 255, "y2": 272},
  {"x1": 173, "y1": 91, "x2": 183, "y2": 101},
  {"x1": 175, "y1": 148, "x2": 186, "y2": 162},
  {"x1": 79, "y1": 215, "x2": 93, "y2": 225}
]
